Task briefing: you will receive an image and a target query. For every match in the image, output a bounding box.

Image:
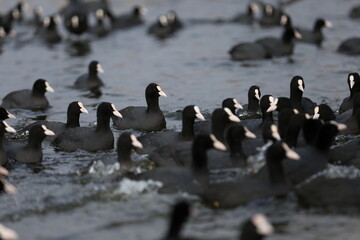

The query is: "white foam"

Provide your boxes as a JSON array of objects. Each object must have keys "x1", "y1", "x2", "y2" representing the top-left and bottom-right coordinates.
[{"x1": 115, "y1": 178, "x2": 163, "y2": 196}]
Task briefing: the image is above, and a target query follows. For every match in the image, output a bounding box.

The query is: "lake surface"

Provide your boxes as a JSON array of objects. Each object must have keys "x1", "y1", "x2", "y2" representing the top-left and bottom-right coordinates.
[{"x1": 1, "y1": 0, "x2": 360, "y2": 239}]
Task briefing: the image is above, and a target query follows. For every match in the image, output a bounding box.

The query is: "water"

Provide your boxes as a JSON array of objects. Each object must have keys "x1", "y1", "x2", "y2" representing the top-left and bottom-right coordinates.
[{"x1": 1, "y1": 0, "x2": 360, "y2": 239}]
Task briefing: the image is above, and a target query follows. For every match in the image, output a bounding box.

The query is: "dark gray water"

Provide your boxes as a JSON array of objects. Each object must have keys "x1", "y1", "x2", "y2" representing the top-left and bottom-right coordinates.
[{"x1": 1, "y1": 0, "x2": 360, "y2": 239}]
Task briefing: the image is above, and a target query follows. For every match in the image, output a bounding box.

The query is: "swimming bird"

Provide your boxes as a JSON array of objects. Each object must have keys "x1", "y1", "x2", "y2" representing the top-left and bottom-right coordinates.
[
  {"x1": 5, "y1": 125, "x2": 54, "y2": 164},
  {"x1": 137, "y1": 105, "x2": 205, "y2": 155},
  {"x1": 238, "y1": 85, "x2": 261, "y2": 119},
  {"x1": 337, "y1": 37, "x2": 360, "y2": 55},
  {"x1": 39, "y1": 15, "x2": 62, "y2": 44},
  {"x1": 112, "y1": 83, "x2": 167, "y2": 131},
  {"x1": 0, "y1": 121, "x2": 16, "y2": 166},
  {"x1": 52, "y1": 102, "x2": 122, "y2": 152},
  {"x1": 20, "y1": 101, "x2": 88, "y2": 141},
  {"x1": 276, "y1": 75, "x2": 316, "y2": 115},
  {"x1": 2, "y1": 79, "x2": 54, "y2": 109},
  {"x1": 200, "y1": 141, "x2": 299, "y2": 209},
  {"x1": 295, "y1": 18, "x2": 332, "y2": 47},
  {"x1": 74, "y1": 60, "x2": 104, "y2": 90},
  {"x1": 339, "y1": 73, "x2": 360, "y2": 114}
]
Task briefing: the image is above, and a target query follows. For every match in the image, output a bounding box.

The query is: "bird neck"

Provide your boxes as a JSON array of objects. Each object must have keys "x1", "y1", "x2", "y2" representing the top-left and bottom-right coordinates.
[
  {"x1": 96, "y1": 114, "x2": 111, "y2": 131},
  {"x1": 66, "y1": 112, "x2": 80, "y2": 128},
  {"x1": 181, "y1": 115, "x2": 195, "y2": 139},
  {"x1": 118, "y1": 147, "x2": 133, "y2": 171},
  {"x1": 146, "y1": 96, "x2": 161, "y2": 113},
  {"x1": 267, "y1": 158, "x2": 286, "y2": 186},
  {"x1": 192, "y1": 148, "x2": 209, "y2": 185},
  {"x1": 248, "y1": 97, "x2": 259, "y2": 112}
]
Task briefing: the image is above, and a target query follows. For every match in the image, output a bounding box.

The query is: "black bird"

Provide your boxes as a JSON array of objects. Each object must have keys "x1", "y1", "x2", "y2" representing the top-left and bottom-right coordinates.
[
  {"x1": 194, "y1": 98, "x2": 242, "y2": 135},
  {"x1": 259, "y1": 4, "x2": 284, "y2": 27},
  {"x1": 0, "y1": 7, "x2": 19, "y2": 36},
  {"x1": 349, "y1": 5, "x2": 360, "y2": 19},
  {"x1": 200, "y1": 141, "x2": 299, "y2": 209},
  {"x1": 276, "y1": 76, "x2": 316, "y2": 115},
  {"x1": 229, "y1": 42, "x2": 269, "y2": 61},
  {"x1": 206, "y1": 124, "x2": 256, "y2": 169},
  {"x1": 40, "y1": 15, "x2": 62, "y2": 44},
  {"x1": 295, "y1": 18, "x2": 332, "y2": 47},
  {"x1": 0, "y1": 121, "x2": 16, "y2": 166},
  {"x1": 137, "y1": 105, "x2": 205, "y2": 155},
  {"x1": 241, "y1": 95, "x2": 278, "y2": 135},
  {"x1": 108, "y1": 5, "x2": 146, "y2": 30},
  {"x1": 339, "y1": 73, "x2": 360, "y2": 114},
  {"x1": 116, "y1": 133, "x2": 143, "y2": 172},
  {"x1": 166, "y1": 10, "x2": 183, "y2": 31},
  {"x1": 53, "y1": 102, "x2": 122, "y2": 152},
  {"x1": 112, "y1": 83, "x2": 167, "y2": 131},
  {"x1": 255, "y1": 25, "x2": 302, "y2": 57},
  {"x1": 337, "y1": 37, "x2": 360, "y2": 55},
  {"x1": 91, "y1": 8, "x2": 110, "y2": 37},
  {"x1": 337, "y1": 92, "x2": 360, "y2": 135},
  {"x1": 283, "y1": 121, "x2": 346, "y2": 186},
  {"x1": 295, "y1": 167, "x2": 360, "y2": 209},
  {"x1": 313, "y1": 104, "x2": 335, "y2": 122},
  {"x1": 63, "y1": 0, "x2": 88, "y2": 36},
  {"x1": 238, "y1": 85, "x2": 261, "y2": 119},
  {"x1": 162, "y1": 201, "x2": 191, "y2": 240},
  {"x1": 73, "y1": 60, "x2": 104, "y2": 90},
  {"x1": 148, "y1": 15, "x2": 174, "y2": 39},
  {"x1": 239, "y1": 214, "x2": 273, "y2": 240},
  {"x1": 134, "y1": 134, "x2": 226, "y2": 194},
  {"x1": 152, "y1": 108, "x2": 239, "y2": 167},
  {"x1": 20, "y1": 101, "x2": 88, "y2": 141},
  {"x1": 5, "y1": 125, "x2": 55, "y2": 164},
  {"x1": 232, "y1": 3, "x2": 259, "y2": 24},
  {"x1": 2, "y1": 79, "x2": 54, "y2": 109}
]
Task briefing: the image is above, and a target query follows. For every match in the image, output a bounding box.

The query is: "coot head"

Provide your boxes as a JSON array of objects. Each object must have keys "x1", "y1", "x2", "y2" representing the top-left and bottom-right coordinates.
[
  {"x1": 117, "y1": 133, "x2": 143, "y2": 171},
  {"x1": 312, "y1": 104, "x2": 335, "y2": 121},
  {"x1": 282, "y1": 27, "x2": 302, "y2": 42},
  {"x1": 289, "y1": 75, "x2": 304, "y2": 101},
  {"x1": 192, "y1": 134, "x2": 226, "y2": 180},
  {"x1": 43, "y1": 15, "x2": 61, "y2": 29},
  {"x1": 97, "y1": 102, "x2": 122, "y2": 120},
  {"x1": 1, "y1": 120, "x2": 16, "y2": 134},
  {"x1": 314, "y1": 18, "x2": 332, "y2": 31},
  {"x1": 222, "y1": 98, "x2": 243, "y2": 114},
  {"x1": 145, "y1": 83, "x2": 166, "y2": 112},
  {"x1": 29, "y1": 125, "x2": 55, "y2": 142},
  {"x1": 347, "y1": 72, "x2": 360, "y2": 98},
  {"x1": 133, "y1": 5, "x2": 147, "y2": 17},
  {"x1": 32, "y1": 79, "x2": 54, "y2": 96},
  {"x1": 260, "y1": 95, "x2": 278, "y2": 115},
  {"x1": 239, "y1": 214, "x2": 273, "y2": 240},
  {"x1": 0, "y1": 107, "x2": 16, "y2": 120},
  {"x1": 88, "y1": 60, "x2": 104, "y2": 75},
  {"x1": 66, "y1": 101, "x2": 88, "y2": 127}
]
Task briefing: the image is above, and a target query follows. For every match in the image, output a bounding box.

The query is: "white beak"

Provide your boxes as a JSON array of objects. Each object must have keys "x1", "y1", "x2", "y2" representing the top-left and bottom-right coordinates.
[
  {"x1": 97, "y1": 64, "x2": 104, "y2": 73},
  {"x1": 42, "y1": 125, "x2": 55, "y2": 136},
  {"x1": 210, "y1": 134, "x2": 227, "y2": 151},
  {"x1": 325, "y1": 20, "x2": 333, "y2": 28},
  {"x1": 282, "y1": 143, "x2": 300, "y2": 160},
  {"x1": 330, "y1": 121, "x2": 347, "y2": 131},
  {"x1": 0, "y1": 166, "x2": 9, "y2": 177},
  {"x1": 3, "y1": 121, "x2": 16, "y2": 133},
  {"x1": 7, "y1": 111, "x2": 16, "y2": 119},
  {"x1": 111, "y1": 104, "x2": 123, "y2": 118},
  {"x1": 45, "y1": 82, "x2": 54, "y2": 92},
  {"x1": 294, "y1": 30, "x2": 302, "y2": 39},
  {"x1": 234, "y1": 99, "x2": 243, "y2": 110},
  {"x1": 130, "y1": 134, "x2": 143, "y2": 149},
  {"x1": 271, "y1": 125, "x2": 281, "y2": 141},
  {"x1": 0, "y1": 223, "x2": 19, "y2": 240},
  {"x1": 244, "y1": 127, "x2": 256, "y2": 139},
  {"x1": 252, "y1": 214, "x2": 274, "y2": 236},
  {"x1": 157, "y1": 86, "x2": 167, "y2": 97},
  {"x1": 224, "y1": 108, "x2": 240, "y2": 122}
]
